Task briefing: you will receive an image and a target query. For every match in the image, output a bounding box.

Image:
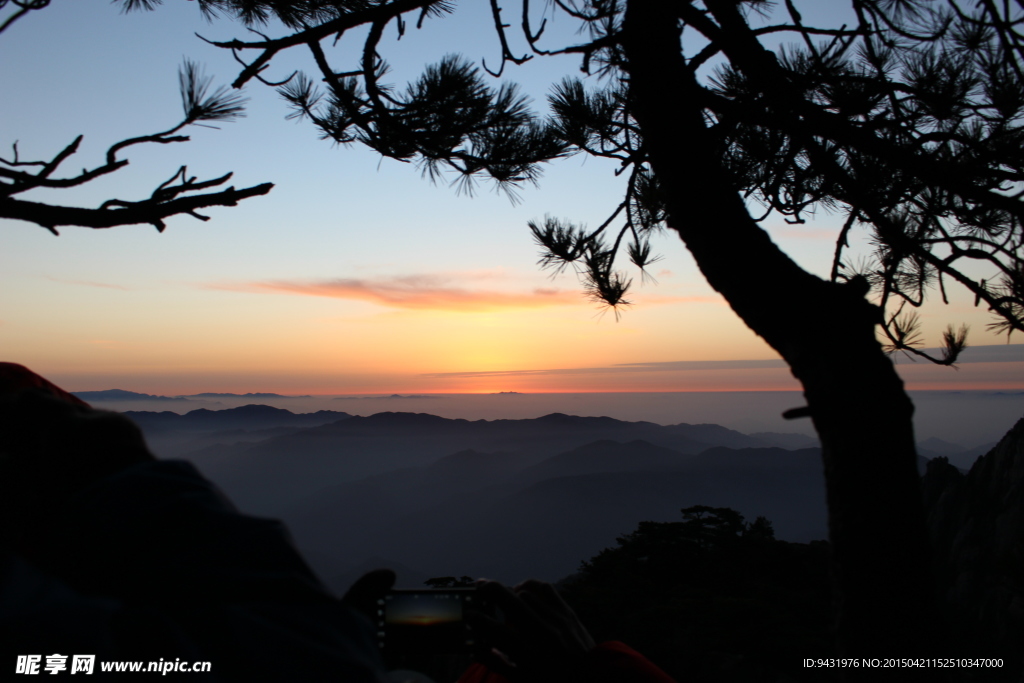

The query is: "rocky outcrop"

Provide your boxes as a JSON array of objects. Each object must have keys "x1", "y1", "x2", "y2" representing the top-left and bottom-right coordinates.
[{"x1": 922, "y1": 416, "x2": 1024, "y2": 674}]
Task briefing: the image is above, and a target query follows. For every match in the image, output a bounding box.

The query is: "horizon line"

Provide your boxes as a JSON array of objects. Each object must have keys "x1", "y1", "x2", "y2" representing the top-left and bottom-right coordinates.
[{"x1": 71, "y1": 387, "x2": 1024, "y2": 398}]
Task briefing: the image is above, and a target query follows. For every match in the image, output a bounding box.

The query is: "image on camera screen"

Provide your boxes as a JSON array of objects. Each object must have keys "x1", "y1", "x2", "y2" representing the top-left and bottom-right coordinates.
[{"x1": 379, "y1": 590, "x2": 474, "y2": 654}]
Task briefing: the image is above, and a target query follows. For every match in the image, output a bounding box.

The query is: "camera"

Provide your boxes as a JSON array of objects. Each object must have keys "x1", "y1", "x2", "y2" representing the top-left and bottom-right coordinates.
[{"x1": 376, "y1": 588, "x2": 486, "y2": 656}]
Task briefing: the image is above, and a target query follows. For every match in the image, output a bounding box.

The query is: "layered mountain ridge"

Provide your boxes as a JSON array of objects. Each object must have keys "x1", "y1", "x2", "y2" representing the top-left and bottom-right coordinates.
[{"x1": 120, "y1": 405, "x2": 1016, "y2": 596}]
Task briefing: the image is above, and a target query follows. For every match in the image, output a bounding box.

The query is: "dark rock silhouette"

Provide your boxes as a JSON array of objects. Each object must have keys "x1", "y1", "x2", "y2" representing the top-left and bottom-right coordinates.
[{"x1": 922, "y1": 416, "x2": 1024, "y2": 677}]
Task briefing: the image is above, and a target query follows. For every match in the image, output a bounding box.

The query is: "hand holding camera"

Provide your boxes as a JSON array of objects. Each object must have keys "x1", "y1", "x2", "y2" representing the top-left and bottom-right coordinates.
[
  {"x1": 359, "y1": 573, "x2": 595, "y2": 683},
  {"x1": 469, "y1": 579, "x2": 597, "y2": 683}
]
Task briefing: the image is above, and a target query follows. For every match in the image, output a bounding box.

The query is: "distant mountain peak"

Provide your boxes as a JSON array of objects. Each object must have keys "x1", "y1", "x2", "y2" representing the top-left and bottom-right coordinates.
[
  {"x1": 73, "y1": 389, "x2": 189, "y2": 402},
  {"x1": 363, "y1": 411, "x2": 463, "y2": 423},
  {"x1": 123, "y1": 404, "x2": 351, "y2": 436},
  {"x1": 184, "y1": 404, "x2": 295, "y2": 417},
  {"x1": 535, "y1": 413, "x2": 622, "y2": 425},
  {"x1": 918, "y1": 437, "x2": 967, "y2": 455},
  {"x1": 184, "y1": 392, "x2": 311, "y2": 399}
]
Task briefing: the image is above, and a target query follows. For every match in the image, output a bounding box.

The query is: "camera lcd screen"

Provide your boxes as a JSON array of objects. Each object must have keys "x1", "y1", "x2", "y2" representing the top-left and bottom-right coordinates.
[{"x1": 378, "y1": 590, "x2": 476, "y2": 654}]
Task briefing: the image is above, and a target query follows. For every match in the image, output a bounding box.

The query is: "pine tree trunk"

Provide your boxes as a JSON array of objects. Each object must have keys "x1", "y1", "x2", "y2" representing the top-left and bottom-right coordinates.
[{"x1": 622, "y1": 1, "x2": 947, "y2": 671}]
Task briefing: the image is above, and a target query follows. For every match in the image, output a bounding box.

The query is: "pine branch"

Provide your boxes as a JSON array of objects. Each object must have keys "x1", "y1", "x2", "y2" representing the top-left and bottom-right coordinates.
[{"x1": 1, "y1": 179, "x2": 273, "y2": 234}]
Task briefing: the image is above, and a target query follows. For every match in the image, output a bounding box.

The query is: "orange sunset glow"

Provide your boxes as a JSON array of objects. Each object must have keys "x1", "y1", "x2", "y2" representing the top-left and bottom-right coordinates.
[{"x1": 2, "y1": 0, "x2": 1021, "y2": 401}]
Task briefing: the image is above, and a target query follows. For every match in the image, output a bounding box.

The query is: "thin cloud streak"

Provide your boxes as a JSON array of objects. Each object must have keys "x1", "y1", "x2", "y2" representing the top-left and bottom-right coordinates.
[
  {"x1": 208, "y1": 276, "x2": 580, "y2": 312},
  {"x1": 45, "y1": 276, "x2": 133, "y2": 291},
  {"x1": 770, "y1": 227, "x2": 840, "y2": 241},
  {"x1": 207, "y1": 275, "x2": 720, "y2": 312},
  {"x1": 425, "y1": 344, "x2": 1023, "y2": 379},
  {"x1": 424, "y1": 359, "x2": 788, "y2": 378}
]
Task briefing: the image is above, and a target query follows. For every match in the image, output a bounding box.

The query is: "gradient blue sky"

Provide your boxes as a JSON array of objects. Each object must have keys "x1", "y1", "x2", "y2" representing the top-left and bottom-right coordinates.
[{"x1": 2, "y1": 0, "x2": 1021, "y2": 395}]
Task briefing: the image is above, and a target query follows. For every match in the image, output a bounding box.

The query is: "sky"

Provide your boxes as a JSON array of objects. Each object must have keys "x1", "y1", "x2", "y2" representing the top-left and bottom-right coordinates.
[{"x1": 2, "y1": 0, "x2": 1022, "y2": 398}]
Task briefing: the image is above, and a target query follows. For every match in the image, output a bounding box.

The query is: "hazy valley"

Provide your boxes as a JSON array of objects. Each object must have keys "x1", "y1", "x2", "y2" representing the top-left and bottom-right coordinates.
[{"x1": 113, "y1": 401, "x2": 1000, "y2": 594}]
